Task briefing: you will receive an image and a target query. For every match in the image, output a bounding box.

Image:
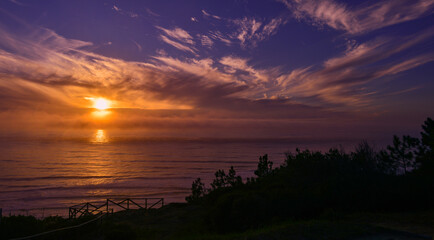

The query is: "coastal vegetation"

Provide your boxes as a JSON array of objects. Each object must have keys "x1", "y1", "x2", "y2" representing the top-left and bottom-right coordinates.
[{"x1": 184, "y1": 117, "x2": 434, "y2": 233}]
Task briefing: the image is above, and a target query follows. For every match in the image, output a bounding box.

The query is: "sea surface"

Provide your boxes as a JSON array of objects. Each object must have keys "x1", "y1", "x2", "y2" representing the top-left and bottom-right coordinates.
[{"x1": 0, "y1": 129, "x2": 362, "y2": 217}]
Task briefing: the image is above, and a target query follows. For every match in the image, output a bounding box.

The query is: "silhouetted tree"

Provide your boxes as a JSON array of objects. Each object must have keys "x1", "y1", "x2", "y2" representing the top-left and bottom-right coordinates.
[
  {"x1": 352, "y1": 140, "x2": 378, "y2": 173},
  {"x1": 226, "y1": 166, "x2": 242, "y2": 187},
  {"x1": 376, "y1": 149, "x2": 397, "y2": 175},
  {"x1": 416, "y1": 117, "x2": 434, "y2": 174},
  {"x1": 211, "y1": 169, "x2": 227, "y2": 190},
  {"x1": 254, "y1": 154, "x2": 273, "y2": 178},
  {"x1": 210, "y1": 166, "x2": 243, "y2": 190},
  {"x1": 186, "y1": 178, "x2": 206, "y2": 202},
  {"x1": 324, "y1": 148, "x2": 349, "y2": 161},
  {"x1": 421, "y1": 117, "x2": 434, "y2": 150},
  {"x1": 387, "y1": 135, "x2": 420, "y2": 175}
]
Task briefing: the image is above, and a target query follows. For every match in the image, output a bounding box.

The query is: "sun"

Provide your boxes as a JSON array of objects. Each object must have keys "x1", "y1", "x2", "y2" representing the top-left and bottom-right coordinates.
[{"x1": 93, "y1": 98, "x2": 110, "y2": 110}]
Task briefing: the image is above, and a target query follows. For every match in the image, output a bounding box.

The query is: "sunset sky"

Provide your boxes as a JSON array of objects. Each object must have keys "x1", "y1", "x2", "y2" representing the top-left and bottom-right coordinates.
[{"x1": 0, "y1": 0, "x2": 433, "y2": 141}]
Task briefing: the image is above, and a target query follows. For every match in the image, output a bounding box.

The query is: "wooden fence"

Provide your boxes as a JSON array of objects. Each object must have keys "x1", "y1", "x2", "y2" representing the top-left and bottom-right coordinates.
[{"x1": 68, "y1": 198, "x2": 164, "y2": 219}]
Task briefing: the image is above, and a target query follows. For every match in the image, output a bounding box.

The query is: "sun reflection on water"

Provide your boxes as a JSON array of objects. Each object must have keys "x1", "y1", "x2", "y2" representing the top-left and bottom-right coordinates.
[
  {"x1": 92, "y1": 110, "x2": 111, "y2": 118},
  {"x1": 92, "y1": 129, "x2": 109, "y2": 143}
]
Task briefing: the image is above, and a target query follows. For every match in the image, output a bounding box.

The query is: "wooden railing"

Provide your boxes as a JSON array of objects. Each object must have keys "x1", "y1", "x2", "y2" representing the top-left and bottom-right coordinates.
[
  {"x1": 68, "y1": 198, "x2": 164, "y2": 219},
  {"x1": 5, "y1": 207, "x2": 67, "y2": 219}
]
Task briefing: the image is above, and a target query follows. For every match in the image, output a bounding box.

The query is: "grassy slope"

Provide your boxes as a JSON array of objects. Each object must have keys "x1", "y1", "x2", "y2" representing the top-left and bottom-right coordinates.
[
  {"x1": 1, "y1": 203, "x2": 433, "y2": 239},
  {"x1": 100, "y1": 203, "x2": 434, "y2": 240}
]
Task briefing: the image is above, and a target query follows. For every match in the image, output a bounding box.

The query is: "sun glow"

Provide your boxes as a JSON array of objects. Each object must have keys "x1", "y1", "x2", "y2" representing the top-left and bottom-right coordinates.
[
  {"x1": 94, "y1": 98, "x2": 110, "y2": 110},
  {"x1": 85, "y1": 97, "x2": 112, "y2": 118}
]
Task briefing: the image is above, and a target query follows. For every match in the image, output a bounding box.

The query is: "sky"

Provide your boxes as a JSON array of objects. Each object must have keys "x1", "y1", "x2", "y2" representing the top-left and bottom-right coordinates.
[{"x1": 0, "y1": 0, "x2": 433, "y2": 142}]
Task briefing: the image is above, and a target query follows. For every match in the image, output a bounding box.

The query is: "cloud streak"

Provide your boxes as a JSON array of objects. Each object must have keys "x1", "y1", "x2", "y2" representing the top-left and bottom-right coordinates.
[
  {"x1": 274, "y1": 28, "x2": 434, "y2": 107},
  {"x1": 198, "y1": 35, "x2": 214, "y2": 48},
  {"x1": 201, "y1": 10, "x2": 221, "y2": 20},
  {"x1": 280, "y1": 0, "x2": 434, "y2": 34},
  {"x1": 197, "y1": 8, "x2": 287, "y2": 48},
  {"x1": 112, "y1": 4, "x2": 139, "y2": 18},
  {"x1": 157, "y1": 26, "x2": 197, "y2": 54},
  {"x1": 231, "y1": 17, "x2": 286, "y2": 47}
]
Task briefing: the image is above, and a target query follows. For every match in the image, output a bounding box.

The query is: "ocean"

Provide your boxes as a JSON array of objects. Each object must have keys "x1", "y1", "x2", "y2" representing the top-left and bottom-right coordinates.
[{"x1": 0, "y1": 129, "x2": 362, "y2": 217}]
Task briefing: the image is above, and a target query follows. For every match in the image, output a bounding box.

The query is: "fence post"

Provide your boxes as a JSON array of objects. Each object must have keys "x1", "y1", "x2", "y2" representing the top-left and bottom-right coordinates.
[
  {"x1": 127, "y1": 199, "x2": 129, "y2": 210},
  {"x1": 0, "y1": 208, "x2": 2, "y2": 224}
]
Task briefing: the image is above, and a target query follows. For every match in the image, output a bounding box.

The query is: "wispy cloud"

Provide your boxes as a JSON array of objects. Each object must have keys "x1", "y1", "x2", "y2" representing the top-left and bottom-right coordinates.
[
  {"x1": 132, "y1": 40, "x2": 142, "y2": 52},
  {"x1": 385, "y1": 86, "x2": 422, "y2": 96},
  {"x1": 279, "y1": 0, "x2": 434, "y2": 34},
  {"x1": 274, "y1": 28, "x2": 434, "y2": 107},
  {"x1": 112, "y1": 4, "x2": 139, "y2": 18},
  {"x1": 156, "y1": 26, "x2": 197, "y2": 54},
  {"x1": 145, "y1": 8, "x2": 159, "y2": 17},
  {"x1": 231, "y1": 17, "x2": 286, "y2": 47},
  {"x1": 219, "y1": 56, "x2": 270, "y2": 85},
  {"x1": 160, "y1": 35, "x2": 197, "y2": 54},
  {"x1": 375, "y1": 54, "x2": 434, "y2": 77},
  {"x1": 153, "y1": 56, "x2": 236, "y2": 85},
  {"x1": 208, "y1": 31, "x2": 232, "y2": 46},
  {"x1": 201, "y1": 10, "x2": 221, "y2": 20},
  {"x1": 232, "y1": 17, "x2": 262, "y2": 47},
  {"x1": 262, "y1": 18, "x2": 285, "y2": 37},
  {"x1": 156, "y1": 27, "x2": 195, "y2": 45},
  {"x1": 198, "y1": 34, "x2": 214, "y2": 48},
  {"x1": 195, "y1": 9, "x2": 287, "y2": 48}
]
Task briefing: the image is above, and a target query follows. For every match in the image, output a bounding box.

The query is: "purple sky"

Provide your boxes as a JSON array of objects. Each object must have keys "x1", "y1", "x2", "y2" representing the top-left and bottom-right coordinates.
[{"x1": 0, "y1": 0, "x2": 433, "y2": 142}]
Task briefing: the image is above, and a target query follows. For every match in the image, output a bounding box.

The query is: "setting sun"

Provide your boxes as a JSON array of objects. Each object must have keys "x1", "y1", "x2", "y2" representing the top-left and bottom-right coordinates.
[{"x1": 93, "y1": 98, "x2": 110, "y2": 110}]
